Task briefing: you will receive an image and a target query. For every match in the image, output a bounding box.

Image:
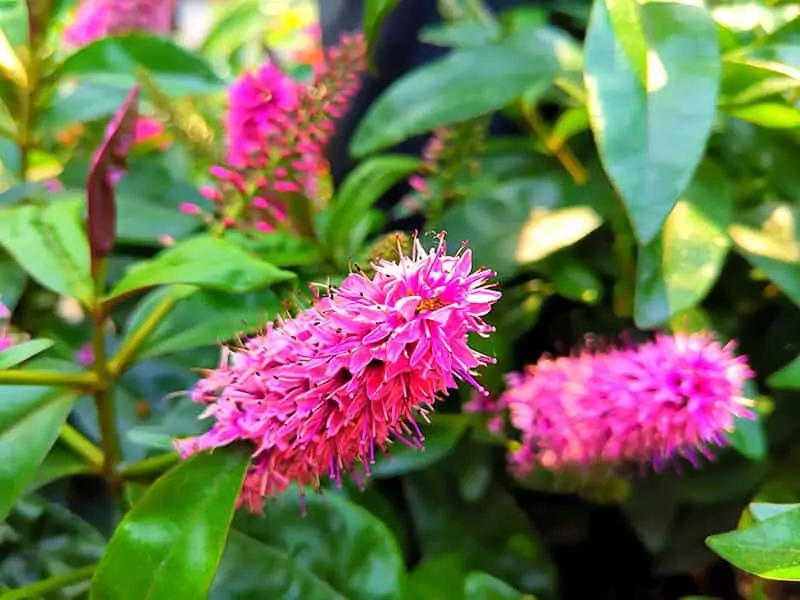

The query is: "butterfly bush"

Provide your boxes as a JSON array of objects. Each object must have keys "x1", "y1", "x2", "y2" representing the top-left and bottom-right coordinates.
[
  {"x1": 500, "y1": 333, "x2": 755, "y2": 476},
  {"x1": 63, "y1": 0, "x2": 174, "y2": 46},
  {"x1": 184, "y1": 33, "x2": 366, "y2": 234},
  {"x1": 175, "y1": 235, "x2": 501, "y2": 511}
]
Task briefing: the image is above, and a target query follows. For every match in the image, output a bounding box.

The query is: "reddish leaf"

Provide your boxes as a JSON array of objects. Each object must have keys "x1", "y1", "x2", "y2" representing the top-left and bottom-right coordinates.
[
  {"x1": 25, "y1": 0, "x2": 52, "y2": 49},
  {"x1": 87, "y1": 86, "x2": 139, "y2": 270}
]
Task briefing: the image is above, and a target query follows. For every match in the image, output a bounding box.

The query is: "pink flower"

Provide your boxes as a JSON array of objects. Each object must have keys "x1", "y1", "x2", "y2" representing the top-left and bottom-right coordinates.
[
  {"x1": 0, "y1": 303, "x2": 15, "y2": 352},
  {"x1": 226, "y1": 64, "x2": 300, "y2": 167},
  {"x1": 502, "y1": 333, "x2": 755, "y2": 476},
  {"x1": 64, "y1": 0, "x2": 174, "y2": 46},
  {"x1": 202, "y1": 33, "x2": 366, "y2": 236},
  {"x1": 179, "y1": 202, "x2": 199, "y2": 215},
  {"x1": 175, "y1": 234, "x2": 501, "y2": 511},
  {"x1": 134, "y1": 117, "x2": 169, "y2": 150},
  {"x1": 75, "y1": 343, "x2": 94, "y2": 366}
]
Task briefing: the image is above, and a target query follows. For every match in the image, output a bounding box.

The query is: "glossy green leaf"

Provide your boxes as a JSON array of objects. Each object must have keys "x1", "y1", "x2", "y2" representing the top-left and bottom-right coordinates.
[
  {"x1": 211, "y1": 489, "x2": 405, "y2": 600},
  {"x1": 707, "y1": 506, "x2": 800, "y2": 581},
  {"x1": 0, "y1": 338, "x2": 54, "y2": 369},
  {"x1": 729, "y1": 203, "x2": 800, "y2": 308},
  {"x1": 225, "y1": 231, "x2": 320, "y2": 267},
  {"x1": 325, "y1": 155, "x2": 420, "y2": 260},
  {"x1": 750, "y1": 503, "x2": 800, "y2": 522},
  {"x1": 727, "y1": 103, "x2": 800, "y2": 128},
  {"x1": 201, "y1": 0, "x2": 263, "y2": 58},
  {"x1": 106, "y1": 235, "x2": 296, "y2": 301},
  {"x1": 364, "y1": 0, "x2": 400, "y2": 56},
  {"x1": 464, "y1": 572, "x2": 525, "y2": 600},
  {"x1": 0, "y1": 385, "x2": 75, "y2": 521},
  {"x1": 122, "y1": 286, "x2": 282, "y2": 360},
  {"x1": 728, "y1": 416, "x2": 768, "y2": 462},
  {"x1": 351, "y1": 38, "x2": 557, "y2": 157},
  {"x1": 372, "y1": 415, "x2": 469, "y2": 478},
  {"x1": 584, "y1": 0, "x2": 721, "y2": 243},
  {"x1": 768, "y1": 355, "x2": 800, "y2": 389},
  {"x1": 0, "y1": 199, "x2": 92, "y2": 305},
  {"x1": 58, "y1": 34, "x2": 224, "y2": 96},
  {"x1": 90, "y1": 448, "x2": 250, "y2": 600},
  {"x1": 515, "y1": 206, "x2": 602, "y2": 265},
  {"x1": 634, "y1": 162, "x2": 732, "y2": 328},
  {"x1": 719, "y1": 59, "x2": 800, "y2": 106}
]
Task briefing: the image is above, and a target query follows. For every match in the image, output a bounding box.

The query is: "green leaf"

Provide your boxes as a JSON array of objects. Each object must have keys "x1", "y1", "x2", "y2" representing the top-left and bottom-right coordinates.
[
  {"x1": 515, "y1": 206, "x2": 602, "y2": 265},
  {"x1": 768, "y1": 355, "x2": 800, "y2": 389},
  {"x1": 0, "y1": 199, "x2": 92, "y2": 305},
  {"x1": 201, "y1": 0, "x2": 263, "y2": 58},
  {"x1": 27, "y1": 443, "x2": 92, "y2": 492},
  {"x1": 419, "y1": 21, "x2": 502, "y2": 48},
  {"x1": 405, "y1": 554, "x2": 467, "y2": 600},
  {"x1": 719, "y1": 59, "x2": 800, "y2": 106},
  {"x1": 90, "y1": 447, "x2": 250, "y2": 600},
  {"x1": 0, "y1": 338, "x2": 54, "y2": 368},
  {"x1": 351, "y1": 38, "x2": 557, "y2": 157},
  {"x1": 225, "y1": 231, "x2": 320, "y2": 267},
  {"x1": 584, "y1": 0, "x2": 721, "y2": 243},
  {"x1": 634, "y1": 162, "x2": 732, "y2": 328},
  {"x1": 37, "y1": 82, "x2": 134, "y2": 131},
  {"x1": 0, "y1": 252, "x2": 27, "y2": 310},
  {"x1": 548, "y1": 258, "x2": 603, "y2": 304},
  {"x1": 750, "y1": 503, "x2": 800, "y2": 522},
  {"x1": 404, "y1": 471, "x2": 556, "y2": 597},
  {"x1": 211, "y1": 489, "x2": 406, "y2": 600},
  {"x1": 372, "y1": 415, "x2": 469, "y2": 478},
  {"x1": 729, "y1": 203, "x2": 800, "y2": 307},
  {"x1": 0, "y1": 385, "x2": 75, "y2": 521},
  {"x1": 436, "y1": 176, "x2": 605, "y2": 279},
  {"x1": 465, "y1": 572, "x2": 525, "y2": 600},
  {"x1": 122, "y1": 286, "x2": 282, "y2": 360},
  {"x1": 706, "y1": 506, "x2": 800, "y2": 581},
  {"x1": 726, "y1": 102, "x2": 800, "y2": 129},
  {"x1": 58, "y1": 34, "x2": 224, "y2": 96},
  {"x1": 106, "y1": 235, "x2": 296, "y2": 301},
  {"x1": 364, "y1": 0, "x2": 400, "y2": 57},
  {"x1": 325, "y1": 155, "x2": 420, "y2": 260}
]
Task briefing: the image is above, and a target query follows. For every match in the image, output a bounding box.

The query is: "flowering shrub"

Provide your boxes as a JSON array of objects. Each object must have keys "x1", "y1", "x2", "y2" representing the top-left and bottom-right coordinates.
[{"x1": 1, "y1": 0, "x2": 800, "y2": 599}]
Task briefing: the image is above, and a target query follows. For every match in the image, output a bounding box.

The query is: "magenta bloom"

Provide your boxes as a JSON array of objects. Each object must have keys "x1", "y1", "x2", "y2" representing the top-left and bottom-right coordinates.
[
  {"x1": 502, "y1": 333, "x2": 755, "y2": 476},
  {"x1": 75, "y1": 343, "x2": 95, "y2": 367},
  {"x1": 0, "y1": 302, "x2": 15, "y2": 352},
  {"x1": 200, "y1": 33, "x2": 365, "y2": 235},
  {"x1": 175, "y1": 235, "x2": 501, "y2": 511},
  {"x1": 226, "y1": 64, "x2": 300, "y2": 167},
  {"x1": 64, "y1": 0, "x2": 174, "y2": 47}
]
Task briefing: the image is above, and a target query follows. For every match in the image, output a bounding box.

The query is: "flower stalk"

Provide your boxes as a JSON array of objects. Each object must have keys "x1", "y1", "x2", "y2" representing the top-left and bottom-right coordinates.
[{"x1": 2, "y1": 563, "x2": 97, "y2": 599}]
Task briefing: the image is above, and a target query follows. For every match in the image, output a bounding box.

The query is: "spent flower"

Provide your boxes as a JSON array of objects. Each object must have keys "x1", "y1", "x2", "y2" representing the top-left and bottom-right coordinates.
[{"x1": 175, "y1": 234, "x2": 501, "y2": 511}]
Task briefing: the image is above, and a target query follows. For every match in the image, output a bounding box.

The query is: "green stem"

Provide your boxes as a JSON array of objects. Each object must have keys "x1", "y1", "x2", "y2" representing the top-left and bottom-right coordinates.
[
  {"x1": 109, "y1": 293, "x2": 179, "y2": 377},
  {"x1": 612, "y1": 231, "x2": 636, "y2": 319},
  {"x1": 2, "y1": 564, "x2": 97, "y2": 599},
  {"x1": 59, "y1": 423, "x2": 104, "y2": 469},
  {"x1": 90, "y1": 260, "x2": 119, "y2": 484},
  {"x1": 0, "y1": 370, "x2": 98, "y2": 386},
  {"x1": 121, "y1": 452, "x2": 179, "y2": 480}
]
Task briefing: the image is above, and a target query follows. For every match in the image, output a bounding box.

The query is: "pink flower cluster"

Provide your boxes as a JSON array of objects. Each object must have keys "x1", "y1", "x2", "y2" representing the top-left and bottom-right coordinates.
[
  {"x1": 175, "y1": 235, "x2": 501, "y2": 511},
  {"x1": 0, "y1": 302, "x2": 14, "y2": 352},
  {"x1": 501, "y1": 333, "x2": 755, "y2": 475},
  {"x1": 183, "y1": 33, "x2": 366, "y2": 234},
  {"x1": 64, "y1": 0, "x2": 174, "y2": 46}
]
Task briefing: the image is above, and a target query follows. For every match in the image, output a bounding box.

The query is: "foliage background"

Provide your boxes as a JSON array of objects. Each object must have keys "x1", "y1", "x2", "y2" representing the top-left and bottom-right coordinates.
[{"x1": 1, "y1": 0, "x2": 800, "y2": 599}]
